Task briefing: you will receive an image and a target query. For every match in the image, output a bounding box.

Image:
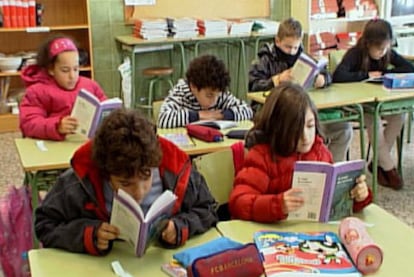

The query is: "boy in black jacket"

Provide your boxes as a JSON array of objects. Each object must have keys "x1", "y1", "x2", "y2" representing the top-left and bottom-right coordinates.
[
  {"x1": 35, "y1": 108, "x2": 218, "y2": 255},
  {"x1": 248, "y1": 18, "x2": 352, "y2": 162}
]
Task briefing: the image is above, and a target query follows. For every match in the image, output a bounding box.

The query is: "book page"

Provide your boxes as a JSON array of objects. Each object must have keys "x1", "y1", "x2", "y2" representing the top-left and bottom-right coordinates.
[
  {"x1": 291, "y1": 57, "x2": 316, "y2": 89},
  {"x1": 190, "y1": 120, "x2": 238, "y2": 130},
  {"x1": 289, "y1": 171, "x2": 326, "y2": 221},
  {"x1": 145, "y1": 190, "x2": 177, "y2": 221},
  {"x1": 161, "y1": 133, "x2": 196, "y2": 148},
  {"x1": 110, "y1": 189, "x2": 144, "y2": 249}
]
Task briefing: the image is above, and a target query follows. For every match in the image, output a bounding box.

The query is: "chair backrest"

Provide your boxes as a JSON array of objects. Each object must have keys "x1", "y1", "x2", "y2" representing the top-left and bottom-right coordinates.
[
  {"x1": 152, "y1": 100, "x2": 164, "y2": 125},
  {"x1": 328, "y1": 49, "x2": 347, "y2": 75},
  {"x1": 193, "y1": 149, "x2": 235, "y2": 207}
]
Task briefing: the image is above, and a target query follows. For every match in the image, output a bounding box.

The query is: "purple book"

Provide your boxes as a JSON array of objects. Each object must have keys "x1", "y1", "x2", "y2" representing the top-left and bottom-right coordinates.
[
  {"x1": 289, "y1": 159, "x2": 365, "y2": 222},
  {"x1": 71, "y1": 89, "x2": 123, "y2": 138}
]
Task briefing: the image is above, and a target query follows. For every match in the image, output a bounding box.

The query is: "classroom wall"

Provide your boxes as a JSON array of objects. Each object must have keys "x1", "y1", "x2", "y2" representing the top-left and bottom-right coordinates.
[{"x1": 89, "y1": 0, "x2": 291, "y2": 100}]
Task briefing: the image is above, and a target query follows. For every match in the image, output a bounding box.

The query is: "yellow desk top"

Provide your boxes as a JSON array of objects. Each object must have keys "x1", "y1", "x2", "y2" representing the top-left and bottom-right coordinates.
[
  {"x1": 14, "y1": 135, "x2": 86, "y2": 172},
  {"x1": 157, "y1": 120, "x2": 253, "y2": 156},
  {"x1": 217, "y1": 204, "x2": 414, "y2": 277},
  {"x1": 248, "y1": 82, "x2": 386, "y2": 108},
  {"x1": 29, "y1": 228, "x2": 220, "y2": 277}
]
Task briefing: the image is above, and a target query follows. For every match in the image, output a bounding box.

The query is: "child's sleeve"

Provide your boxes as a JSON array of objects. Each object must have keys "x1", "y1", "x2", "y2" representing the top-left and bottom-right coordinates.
[
  {"x1": 168, "y1": 168, "x2": 218, "y2": 247},
  {"x1": 332, "y1": 48, "x2": 369, "y2": 82},
  {"x1": 229, "y1": 149, "x2": 287, "y2": 223},
  {"x1": 386, "y1": 50, "x2": 414, "y2": 74},
  {"x1": 19, "y1": 89, "x2": 65, "y2": 140},
  {"x1": 248, "y1": 57, "x2": 276, "y2": 92},
  {"x1": 219, "y1": 92, "x2": 253, "y2": 121},
  {"x1": 158, "y1": 86, "x2": 197, "y2": 128}
]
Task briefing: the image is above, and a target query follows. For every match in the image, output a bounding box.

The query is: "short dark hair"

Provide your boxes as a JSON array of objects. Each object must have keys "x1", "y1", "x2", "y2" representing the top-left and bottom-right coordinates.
[
  {"x1": 357, "y1": 18, "x2": 392, "y2": 72},
  {"x1": 276, "y1": 18, "x2": 303, "y2": 40},
  {"x1": 246, "y1": 83, "x2": 321, "y2": 158},
  {"x1": 185, "y1": 55, "x2": 230, "y2": 92},
  {"x1": 92, "y1": 108, "x2": 162, "y2": 179},
  {"x1": 36, "y1": 34, "x2": 78, "y2": 69}
]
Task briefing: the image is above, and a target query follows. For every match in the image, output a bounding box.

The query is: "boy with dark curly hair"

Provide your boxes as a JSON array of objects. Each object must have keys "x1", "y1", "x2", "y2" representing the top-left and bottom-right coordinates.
[
  {"x1": 158, "y1": 54, "x2": 253, "y2": 128},
  {"x1": 35, "y1": 108, "x2": 218, "y2": 255}
]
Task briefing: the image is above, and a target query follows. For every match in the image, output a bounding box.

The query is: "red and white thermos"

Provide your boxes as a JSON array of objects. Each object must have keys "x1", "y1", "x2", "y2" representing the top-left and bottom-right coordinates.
[{"x1": 339, "y1": 217, "x2": 383, "y2": 275}]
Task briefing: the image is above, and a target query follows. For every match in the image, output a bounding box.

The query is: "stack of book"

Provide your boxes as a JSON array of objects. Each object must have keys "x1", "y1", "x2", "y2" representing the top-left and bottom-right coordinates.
[
  {"x1": 251, "y1": 19, "x2": 280, "y2": 35},
  {"x1": 227, "y1": 19, "x2": 254, "y2": 36},
  {"x1": 342, "y1": 0, "x2": 378, "y2": 18},
  {"x1": 167, "y1": 17, "x2": 198, "y2": 39},
  {"x1": 309, "y1": 31, "x2": 338, "y2": 53},
  {"x1": 311, "y1": 0, "x2": 338, "y2": 19},
  {"x1": 133, "y1": 19, "x2": 169, "y2": 40},
  {"x1": 2, "y1": 0, "x2": 37, "y2": 28},
  {"x1": 197, "y1": 19, "x2": 228, "y2": 37}
]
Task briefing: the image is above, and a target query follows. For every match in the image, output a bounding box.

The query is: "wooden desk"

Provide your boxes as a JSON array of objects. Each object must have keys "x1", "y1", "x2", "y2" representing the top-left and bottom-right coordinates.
[
  {"x1": 157, "y1": 121, "x2": 253, "y2": 156},
  {"x1": 14, "y1": 135, "x2": 86, "y2": 245},
  {"x1": 29, "y1": 228, "x2": 220, "y2": 277},
  {"x1": 216, "y1": 204, "x2": 414, "y2": 277}
]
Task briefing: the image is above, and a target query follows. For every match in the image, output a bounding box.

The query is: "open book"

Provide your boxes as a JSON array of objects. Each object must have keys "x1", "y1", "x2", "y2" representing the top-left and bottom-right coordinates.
[
  {"x1": 361, "y1": 76, "x2": 383, "y2": 83},
  {"x1": 71, "y1": 89, "x2": 123, "y2": 138},
  {"x1": 160, "y1": 133, "x2": 196, "y2": 148},
  {"x1": 291, "y1": 52, "x2": 328, "y2": 90},
  {"x1": 189, "y1": 120, "x2": 238, "y2": 130},
  {"x1": 288, "y1": 159, "x2": 365, "y2": 222},
  {"x1": 110, "y1": 189, "x2": 177, "y2": 257},
  {"x1": 254, "y1": 230, "x2": 361, "y2": 277}
]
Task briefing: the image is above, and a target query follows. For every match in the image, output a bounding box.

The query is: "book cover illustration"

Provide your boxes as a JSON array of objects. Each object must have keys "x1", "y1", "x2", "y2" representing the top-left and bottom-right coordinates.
[
  {"x1": 161, "y1": 260, "x2": 187, "y2": 277},
  {"x1": 254, "y1": 231, "x2": 361, "y2": 277},
  {"x1": 289, "y1": 159, "x2": 364, "y2": 222}
]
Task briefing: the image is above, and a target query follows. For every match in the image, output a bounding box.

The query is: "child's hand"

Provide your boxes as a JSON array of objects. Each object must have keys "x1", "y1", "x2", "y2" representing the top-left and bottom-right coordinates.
[
  {"x1": 199, "y1": 110, "x2": 224, "y2": 120},
  {"x1": 368, "y1": 71, "x2": 382, "y2": 78},
  {"x1": 161, "y1": 220, "x2": 177, "y2": 245},
  {"x1": 279, "y1": 69, "x2": 293, "y2": 83},
  {"x1": 96, "y1": 222, "x2": 120, "y2": 251},
  {"x1": 350, "y1": 175, "x2": 369, "y2": 202},
  {"x1": 282, "y1": 188, "x2": 304, "y2": 214},
  {"x1": 58, "y1": 116, "x2": 78, "y2": 134},
  {"x1": 314, "y1": 74, "x2": 325, "y2": 88}
]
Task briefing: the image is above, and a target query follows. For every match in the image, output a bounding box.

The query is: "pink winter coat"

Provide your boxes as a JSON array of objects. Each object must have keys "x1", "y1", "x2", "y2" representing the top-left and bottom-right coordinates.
[
  {"x1": 19, "y1": 65, "x2": 107, "y2": 140},
  {"x1": 229, "y1": 136, "x2": 372, "y2": 223}
]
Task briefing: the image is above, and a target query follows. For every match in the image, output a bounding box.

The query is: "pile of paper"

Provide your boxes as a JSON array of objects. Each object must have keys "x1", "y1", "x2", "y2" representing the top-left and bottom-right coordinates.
[
  {"x1": 133, "y1": 19, "x2": 169, "y2": 40},
  {"x1": 197, "y1": 19, "x2": 228, "y2": 37},
  {"x1": 167, "y1": 17, "x2": 199, "y2": 39}
]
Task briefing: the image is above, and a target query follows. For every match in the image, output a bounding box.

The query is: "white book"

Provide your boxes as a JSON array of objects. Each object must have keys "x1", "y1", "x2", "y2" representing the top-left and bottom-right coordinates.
[
  {"x1": 110, "y1": 189, "x2": 177, "y2": 257},
  {"x1": 189, "y1": 120, "x2": 238, "y2": 130},
  {"x1": 70, "y1": 89, "x2": 122, "y2": 138}
]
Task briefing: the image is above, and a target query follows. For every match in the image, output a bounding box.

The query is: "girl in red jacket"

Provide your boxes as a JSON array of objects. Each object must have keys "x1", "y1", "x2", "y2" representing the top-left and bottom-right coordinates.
[
  {"x1": 229, "y1": 83, "x2": 372, "y2": 223},
  {"x1": 19, "y1": 34, "x2": 107, "y2": 140}
]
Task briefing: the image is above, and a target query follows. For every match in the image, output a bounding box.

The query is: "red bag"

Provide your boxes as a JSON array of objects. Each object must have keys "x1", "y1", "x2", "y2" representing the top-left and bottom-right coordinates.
[
  {"x1": 187, "y1": 243, "x2": 264, "y2": 277},
  {"x1": 186, "y1": 125, "x2": 223, "y2": 142}
]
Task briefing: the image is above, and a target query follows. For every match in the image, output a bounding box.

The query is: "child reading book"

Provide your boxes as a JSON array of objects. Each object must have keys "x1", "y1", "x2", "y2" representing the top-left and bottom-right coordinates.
[
  {"x1": 332, "y1": 19, "x2": 414, "y2": 190},
  {"x1": 19, "y1": 34, "x2": 107, "y2": 140},
  {"x1": 229, "y1": 83, "x2": 372, "y2": 223},
  {"x1": 34, "y1": 108, "x2": 218, "y2": 255},
  {"x1": 248, "y1": 17, "x2": 352, "y2": 163},
  {"x1": 158, "y1": 55, "x2": 253, "y2": 128}
]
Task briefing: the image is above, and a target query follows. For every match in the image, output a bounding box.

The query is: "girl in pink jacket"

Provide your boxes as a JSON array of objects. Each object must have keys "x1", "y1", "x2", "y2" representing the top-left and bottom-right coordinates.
[
  {"x1": 229, "y1": 83, "x2": 372, "y2": 223},
  {"x1": 19, "y1": 35, "x2": 107, "y2": 140}
]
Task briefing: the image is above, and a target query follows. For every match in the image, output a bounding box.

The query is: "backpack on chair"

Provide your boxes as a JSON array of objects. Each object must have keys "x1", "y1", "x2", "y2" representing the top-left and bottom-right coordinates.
[{"x1": 0, "y1": 185, "x2": 33, "y2": 277}]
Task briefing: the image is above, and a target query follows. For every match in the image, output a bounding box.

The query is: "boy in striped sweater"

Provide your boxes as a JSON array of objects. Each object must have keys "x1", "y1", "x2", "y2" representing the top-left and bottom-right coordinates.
[{"x1": 158, "y1": 55, "x2": 253, "y2": 128}]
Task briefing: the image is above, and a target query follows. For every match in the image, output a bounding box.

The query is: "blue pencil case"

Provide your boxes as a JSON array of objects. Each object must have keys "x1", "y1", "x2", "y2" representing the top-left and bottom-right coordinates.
[{"x1": 383, "y1": 73, "x2": 414, "y2": 89}]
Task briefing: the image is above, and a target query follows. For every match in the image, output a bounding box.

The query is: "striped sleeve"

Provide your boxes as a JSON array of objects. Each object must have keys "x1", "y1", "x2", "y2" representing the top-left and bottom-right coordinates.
[
  {"x1": 218, "y1": 92, "x2": 254, "y2": 121},
  {"x1": 158, "y1": 80, "x2": 200, "y2": 128}
]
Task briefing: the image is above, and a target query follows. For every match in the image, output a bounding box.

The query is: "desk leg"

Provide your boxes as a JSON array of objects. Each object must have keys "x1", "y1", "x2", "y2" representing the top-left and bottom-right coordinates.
[
  {"x1": 372, "y1": 103, "x2": 382, "y2": 200},
  {"x1": 26, "y1": 171, "x2": 39, "y2": 248},
  {"x1": 237, "y1": 38, "x2": 247, "y2": 94},
  {"x1": 355, "y1": 104, "x2": 366, "y2": 161},
  {"x1": 177, "y1": 42, "x2": 186, "y2": 76}
]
